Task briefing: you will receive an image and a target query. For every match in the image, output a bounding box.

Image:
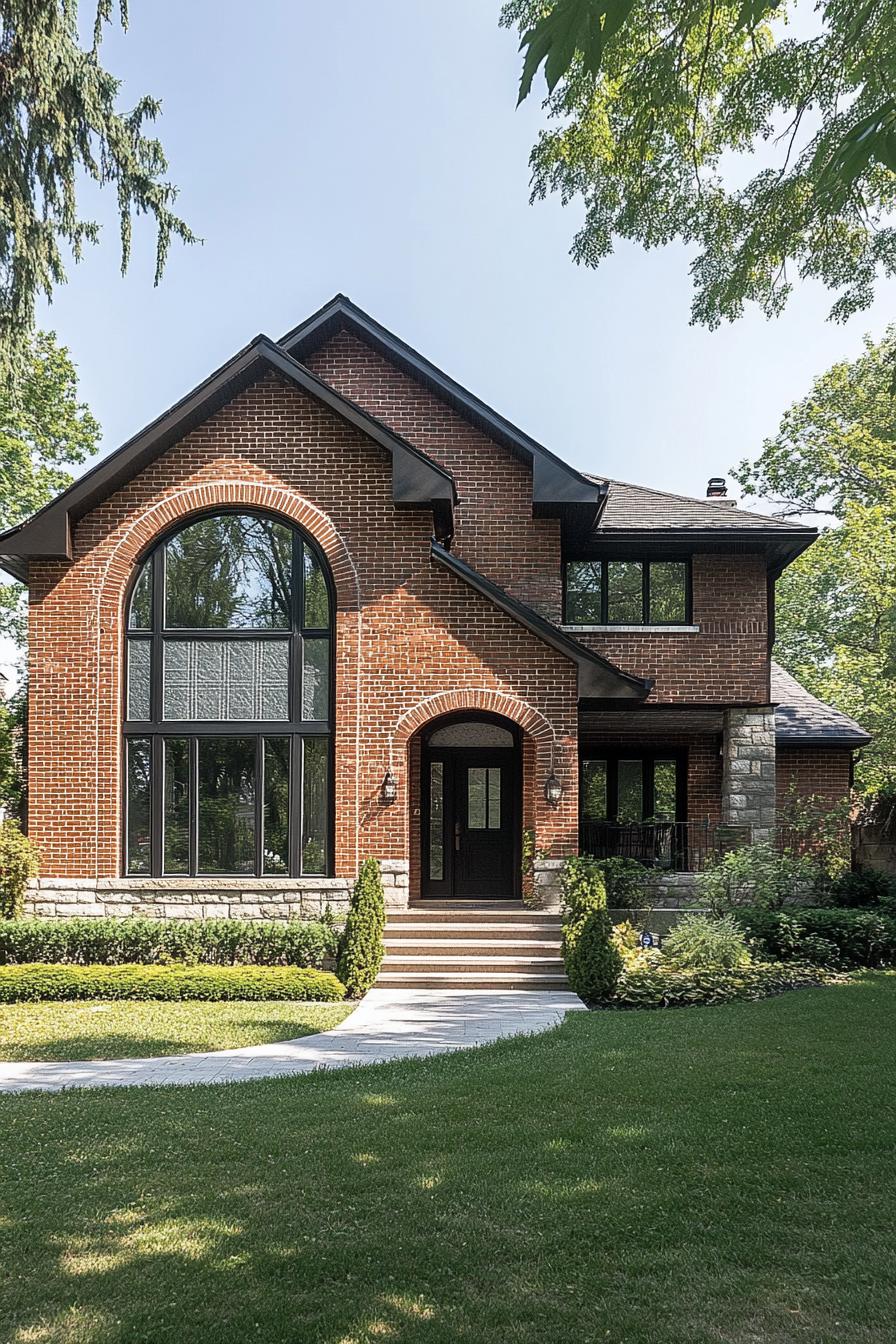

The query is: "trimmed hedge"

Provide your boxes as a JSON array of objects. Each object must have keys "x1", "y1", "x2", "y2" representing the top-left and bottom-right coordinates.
[
  {"x1": 0, "y1": 963, "x2": 345, "y2": 1003},
  {"x1": 734, "y1": 906, "x2": 896, "y2": 968},
  {"x1": 606, "y1": 961, "x2": 838, "y2": 1010},
  {"x1": 0, "y1": 917, "x2": 338, "y2": 968}
]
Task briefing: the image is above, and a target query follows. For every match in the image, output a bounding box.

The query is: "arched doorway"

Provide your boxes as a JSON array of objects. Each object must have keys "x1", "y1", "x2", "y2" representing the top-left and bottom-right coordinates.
[{"x1": 420, "y1": 713, "x2": 522, "y2": 900}]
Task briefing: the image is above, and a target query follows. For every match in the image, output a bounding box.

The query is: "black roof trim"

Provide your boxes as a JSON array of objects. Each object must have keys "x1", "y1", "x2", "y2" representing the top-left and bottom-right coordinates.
[
  {"x1": 280, "y1": 294, "x2": 605, "y2": 512},
  {"x1": 0, "y1": 337, "x2": 457, "y2": 578},
  {"x1": 430, "y1": 540, "x2": 652, "y2": 701}
]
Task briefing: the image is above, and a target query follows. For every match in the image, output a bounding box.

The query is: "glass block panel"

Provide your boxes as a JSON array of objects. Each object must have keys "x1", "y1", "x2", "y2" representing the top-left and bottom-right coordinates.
[
  {"x1": 127, "y1": 640, "x2": 152, "y2": 720},
  {"x1": 263, "y1": 737, "x2": 290, "y2": 875},
  {"x1": 429, "y1": 761, "x2": 444, "y2": 881},
  {"x1": 617, "y1": 759, "x2": 644, "y2": 823},
  {"x1": 429, "y1": 722, "x2": 514, "y2": 748},
  {"x1": 581, "y1": 760, "x2": 607, "y2": 820},
  {"x1": 607, "y1": 561, "x2": 644, "y2": 624},
  {"x1": 467, "y1": 767, "x2": 487, "y2": 829},
  {"x1": 128, "y1": 561, "x2": 153, "y2": 629},
  {"x1": 197, "y1": 737, "x2": 255, "y2": 874},
  {"x1": 301, "y1": 737, "x2": 327, "y2": 875},
  {"x1": 565, "y1": 560, "x2": 602, "y2": 624},
  {"x1": 487, "y1": 768, "x2": 502, "y2": 829},
  {"x1": 649, "y1": 562, "x2": 687, "y2": 624},
  {"x1": 653, "y1": 760, "x2": 678, "y2": 821},
  {"x1": 163, "y1": 738, "x2": 190, "y2": 874},
  {"x1": 163, "y1": 639, "x2": 289, "y2": 721},
  {"x1": 301, "y1": 638, "x2": 329, "y2": 721},
  {"x1": 165, "y1": 514, "x2": 292, "y2": 629},
  {"x1": 126, "y1": 739, "x2": 151, "y2": 875},
  {"x1": 303, "y1": 542, "x2": 330, "y2": 628}
]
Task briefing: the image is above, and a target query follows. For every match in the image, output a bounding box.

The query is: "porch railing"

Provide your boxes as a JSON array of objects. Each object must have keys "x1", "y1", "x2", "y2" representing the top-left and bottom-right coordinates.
[{"x1": 579, "y1": 820, "x2": 751, "y2": 873}]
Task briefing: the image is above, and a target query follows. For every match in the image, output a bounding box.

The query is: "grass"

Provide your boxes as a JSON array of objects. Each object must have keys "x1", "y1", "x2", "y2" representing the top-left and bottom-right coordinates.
[
  {"x1": 0, "y1": 1000, "x2": 353, "y2": 1062},
  {"x1": 1, "y1": 974, "x2": 894, "y2": 1344}
]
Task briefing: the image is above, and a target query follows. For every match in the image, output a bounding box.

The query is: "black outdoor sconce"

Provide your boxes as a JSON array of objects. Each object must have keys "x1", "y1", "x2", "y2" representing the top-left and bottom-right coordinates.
[
  {"x1": 381, "y1": 769, "x2": 398, "y2": 806},
  {"x1": 544, "y1": 771, "x2": 563, "y2": 808}
]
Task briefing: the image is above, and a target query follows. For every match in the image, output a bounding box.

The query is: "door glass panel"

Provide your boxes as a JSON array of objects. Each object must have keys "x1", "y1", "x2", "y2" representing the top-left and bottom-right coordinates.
[
  {"x1": 653, "y1": 760, "x2": 678, "y2": 821},
  {"x1": 263, "y1": 737, "x2": 290, "y2": 875},
  {"x1": 164, "y1": 514, "x2": 292, "y2": 628},
  {"x1": 467, "y1": 767, "x2": 487, "y2": 829},
  {"x1": 163, "y1": 639, "x2": 289, "y2": 721},
  {"x1": 581, "y1": 760, "x2": 608, "y2": 820},
  {"x1": 429, "y1": 761, "x2": 444, "y2": 881},
  {"x1": 302, "y1": 737, "x2": 327, "y2": 875},
  {"x1": 649, "y1": 563, "x2": 687, "y2": 623},
  {"x1": 606, "y1": 561, "x2": 644, "y2": 624},
  {"x1": 163, "y1": 738, "x2": 190, "y2": 874},
  {"x1": 197, "y1": 737, "x2": 256, "y2": 874},
  {"x1": 617, "y1": 759, "x2": 644, "y2": 823},
  {"x1": 127, "y1": 640, "x2": 151, "y2": 720},
  {"x1": 126, "y1": 739, "x2": 151, "y2": 875},
  {"x1": 487, "y1": 768, "x2": 502, "y2": 829},
  {"x1": 301, "y1": 638, "x2": 329, "y2": 721}
]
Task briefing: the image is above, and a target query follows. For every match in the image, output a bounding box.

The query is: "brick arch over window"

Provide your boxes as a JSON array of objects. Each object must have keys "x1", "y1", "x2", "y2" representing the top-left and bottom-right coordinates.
[{"x1": 94, "y1": 481, "x2": 362, "y2": 876}]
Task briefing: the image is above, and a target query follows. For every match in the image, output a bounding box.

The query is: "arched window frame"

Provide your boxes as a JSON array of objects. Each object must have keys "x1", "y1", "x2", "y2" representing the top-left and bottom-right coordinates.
[{"x1": 122, "y1": 508, "x2": 335, "y2": 878}]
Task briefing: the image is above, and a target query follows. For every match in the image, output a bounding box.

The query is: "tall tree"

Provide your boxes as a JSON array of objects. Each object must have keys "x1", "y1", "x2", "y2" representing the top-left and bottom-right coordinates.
[
  {"x1": 501, "y1": 0, "x2": 896, "y2": 327},
  {"x1": 734, "y1": 328, "x2": 896, "y2": 795},
  {"x1": 0, "y1": 0, "x2": 194, "y2": 380},
  {"x1": 0, "y1": 329, "x2": 100, "y2": 643}
]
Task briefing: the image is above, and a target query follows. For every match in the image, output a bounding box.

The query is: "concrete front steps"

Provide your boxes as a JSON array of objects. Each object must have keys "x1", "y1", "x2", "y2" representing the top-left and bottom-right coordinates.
[{"x1": 377, "y1": 902, "x2": 567, "y2": 990}]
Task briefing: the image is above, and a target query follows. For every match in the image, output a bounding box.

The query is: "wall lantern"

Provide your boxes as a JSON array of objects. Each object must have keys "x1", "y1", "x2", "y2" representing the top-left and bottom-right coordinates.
[
  {"x1": 381, "y1": 769, "x2": 398, "y2": 806},
  {"x1": 544, "y1": 771, "x2": 563, "y2": 808}
]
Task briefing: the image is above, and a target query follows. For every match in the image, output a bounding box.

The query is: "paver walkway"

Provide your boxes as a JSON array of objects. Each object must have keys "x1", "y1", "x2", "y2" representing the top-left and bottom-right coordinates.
[{"x1": 0, "y1": 988, "x2": 585, "y2": 1093}]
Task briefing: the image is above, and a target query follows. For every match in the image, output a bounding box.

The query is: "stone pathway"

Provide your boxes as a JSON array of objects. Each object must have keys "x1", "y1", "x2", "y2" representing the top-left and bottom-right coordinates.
[{"x1": 0, "y1": 989, "x2": 586, "y2": 1093}]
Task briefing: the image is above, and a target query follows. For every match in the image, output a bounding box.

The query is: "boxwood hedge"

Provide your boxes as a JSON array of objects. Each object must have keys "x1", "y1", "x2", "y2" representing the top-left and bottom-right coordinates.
[{"x1": 0, "y1": 963, "x2": 345, "y2": 1003}]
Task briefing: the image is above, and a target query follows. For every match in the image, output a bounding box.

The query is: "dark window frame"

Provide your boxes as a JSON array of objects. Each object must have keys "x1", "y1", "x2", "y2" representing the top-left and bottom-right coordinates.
[
  {"x1": 122, "y1": 508, "x2": 335, "y2": 878},
  {"x1": 579, "y1": 751, "x2": 687, "y2": 823},
  {"x1": 563, "y1": 558, "x2": 692, "y2": 626}
]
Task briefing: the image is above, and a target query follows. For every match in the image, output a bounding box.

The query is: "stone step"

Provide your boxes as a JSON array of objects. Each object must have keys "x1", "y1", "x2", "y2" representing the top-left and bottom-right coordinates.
[
  {"x1": 387, "y1": 911, "x2": 561, "y2": 926},
  {"x1": 383, "y1": 937, "x2": 562, "y2": 952},
  {"x1": 375, "y1": 970, "x2": 570, "y2": 990},
  {"x1": 383, "y1": 952, "x2": 565, "y2": 967},
  {"x1": 384, "y1": 926, "x2": 562, "y2": 940}
]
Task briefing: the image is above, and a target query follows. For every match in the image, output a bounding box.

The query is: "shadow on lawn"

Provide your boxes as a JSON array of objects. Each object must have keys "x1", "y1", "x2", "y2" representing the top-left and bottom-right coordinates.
[{"x1": 1, "y1": 977, "x2": 894, "y2": 1343}]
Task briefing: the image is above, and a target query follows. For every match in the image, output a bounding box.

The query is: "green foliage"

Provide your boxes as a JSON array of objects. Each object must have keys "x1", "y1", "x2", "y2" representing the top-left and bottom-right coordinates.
[
  {"x1": 733, "y1": 328, "x2": 896, "y2": 797},
  {"x1": 0, "y1": 962, "x2": 345, "y2": 1003},
  {"x1": 336, "y1": 858, "x2": 385, "y2": 998},
  {"x1": 611, "y1": 917, "x2": 660, "y2": 970},
  {"x1": 0, "y1": 916, "x2": 339, "y2": 967},
  {"x1": 697, "y1": 841, "x2": 822, "y2": 913},
  {"x1": 663, "y1": 913, "x2": 752, "y2": 970},
  {"x1": 610, "y1": 960, "x2": 838, "y2": 1010},
  {"x1": 0, "y1": 820, "x2": 38, "y2": 919},
  {"x1": 594, "y1": 856, "x2": 651, "y2": 911},
  {"x1": 560, "y1": 856, "x2": 622, "y2": 1003},
  {"x1": 827, "y1": 868, "x2": 896, "y2": 910},
  {"x1": 733, "y1": 906, "x2": 896, "y2": 968},
  {"x1": 0, "y1": 3, "x2": 195, "y2": 380},
  {"x1": 502, "y1": 0, "x2": 896, "y2": 328}
]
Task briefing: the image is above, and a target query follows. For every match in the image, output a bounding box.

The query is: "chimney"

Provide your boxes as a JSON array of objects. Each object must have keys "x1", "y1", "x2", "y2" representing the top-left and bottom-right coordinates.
[{"x1": 706, "y1": 477, "x2": 727, "y2": 498}]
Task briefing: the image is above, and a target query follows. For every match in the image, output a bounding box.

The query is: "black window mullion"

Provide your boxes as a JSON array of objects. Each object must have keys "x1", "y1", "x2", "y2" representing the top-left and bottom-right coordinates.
[
  {"x1": 151, "y1": 546, "x2": 164, "y2": 721},
  {"x1": 189, "y1": 737, "x2": 199, "y2": 877},
  {"x1": 255, "y1": 736, "x2": 264, "y2": 879}
]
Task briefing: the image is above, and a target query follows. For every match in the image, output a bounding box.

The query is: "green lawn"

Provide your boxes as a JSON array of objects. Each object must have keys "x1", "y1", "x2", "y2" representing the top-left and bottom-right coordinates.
[
  {"x1": 1, "y1": 975, "x2": 894, "y2": 1344},
  {"x1": 0, "y1": 1000, "x2": 353, "y2": 1061}
]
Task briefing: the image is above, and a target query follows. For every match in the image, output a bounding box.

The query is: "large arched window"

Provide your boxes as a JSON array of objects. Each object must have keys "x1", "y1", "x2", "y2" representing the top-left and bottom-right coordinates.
[{"x1": 123, "y1": 511, "x2": 333, "y2": 877}]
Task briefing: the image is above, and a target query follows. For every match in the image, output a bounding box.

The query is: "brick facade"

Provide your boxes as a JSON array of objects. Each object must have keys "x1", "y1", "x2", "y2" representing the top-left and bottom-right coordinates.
[{"x1": 776, "y1": 746, "x2": 853, "y2": 811}]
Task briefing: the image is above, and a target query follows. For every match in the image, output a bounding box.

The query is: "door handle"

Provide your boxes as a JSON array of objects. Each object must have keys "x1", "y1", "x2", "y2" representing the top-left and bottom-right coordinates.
[{"x1": 454, "y1": 821, "x2": 461, "y2": 851}]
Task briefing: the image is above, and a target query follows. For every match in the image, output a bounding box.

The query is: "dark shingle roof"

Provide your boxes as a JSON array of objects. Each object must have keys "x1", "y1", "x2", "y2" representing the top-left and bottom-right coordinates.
[
  {"x1": 591, "y1": 477, "x2": 815, "y2": 533},
  {"x1": 772, "y1": 662, "x2": 871, "y2": 745}
]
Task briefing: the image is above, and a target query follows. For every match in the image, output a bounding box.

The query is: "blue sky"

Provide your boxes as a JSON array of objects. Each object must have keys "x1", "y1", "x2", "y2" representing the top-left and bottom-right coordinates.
[{"x1": 1, "y1": 0, "x2": 892, "y2": 684}]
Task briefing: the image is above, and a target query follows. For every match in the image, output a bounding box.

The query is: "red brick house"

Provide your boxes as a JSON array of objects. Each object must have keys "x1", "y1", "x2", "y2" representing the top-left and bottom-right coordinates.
[{"x1": 0, "y1": 296, "x2": 869, "y2": 923}]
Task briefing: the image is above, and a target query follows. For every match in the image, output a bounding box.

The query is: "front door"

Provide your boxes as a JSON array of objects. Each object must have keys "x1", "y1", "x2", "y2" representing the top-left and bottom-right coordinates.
[{"x1": 422, "y1": 720, "x2": 520, "y2": 900}]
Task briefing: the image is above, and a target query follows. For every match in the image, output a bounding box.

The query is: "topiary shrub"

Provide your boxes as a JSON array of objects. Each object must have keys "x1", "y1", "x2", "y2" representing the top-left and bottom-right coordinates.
[
  {"x1": 0, "y1": 963, "x2": 345, "y2": 1003},
  {"x1": 663, "y1": 913, "x2": 752, "y2": 970},
  {"x1": 337, "y1": 858, "x2": 385, "y2": 997},
  {"x1": 0, "y1": 821, "x2": 39, "y2": 920},
  {"x1": 560, "y1": 857, "x2": 622, "y2": 1004}
]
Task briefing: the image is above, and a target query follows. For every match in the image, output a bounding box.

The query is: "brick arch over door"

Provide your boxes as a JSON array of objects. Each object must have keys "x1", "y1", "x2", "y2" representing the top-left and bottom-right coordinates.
[{"x1": 94, "y1": 481, "x2": 363, "y2": 876}]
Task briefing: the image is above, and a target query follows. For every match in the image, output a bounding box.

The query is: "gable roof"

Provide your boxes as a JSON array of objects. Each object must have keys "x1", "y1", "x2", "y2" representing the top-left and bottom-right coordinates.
[
  {"x1": 0, "y1": 337, "x2": 457, "y2": 581},
  {"x1": 280, "y1": 294, "x2": 605, "y2": 514},
  {"x1": 772, "y1": 662, "x2": 871, "y2": 746},
  {"x1": 431, "y1": 540, "x2": 652, "y2": 701}
]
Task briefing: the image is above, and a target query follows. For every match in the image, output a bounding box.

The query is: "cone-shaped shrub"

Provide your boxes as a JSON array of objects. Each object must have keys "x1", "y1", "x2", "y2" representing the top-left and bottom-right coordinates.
[
  {"x1": 560, "y1": 856, "x2": 622, "y2": 1005},
  {"x1": 337, "y1": 858, "x2": 386, "y2": 997}
]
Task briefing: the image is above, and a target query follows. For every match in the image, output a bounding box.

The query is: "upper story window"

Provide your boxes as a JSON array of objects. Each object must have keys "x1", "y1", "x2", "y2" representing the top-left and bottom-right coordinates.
[
  {"x1": 564, "y1": 559, "x2": 690, "y2": 626},
  {"x1": 123, "y1": 511, "x2": 333, "y2": 879}
]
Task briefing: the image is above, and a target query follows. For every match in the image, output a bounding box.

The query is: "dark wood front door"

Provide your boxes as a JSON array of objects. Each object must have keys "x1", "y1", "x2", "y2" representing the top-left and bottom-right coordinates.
[{"x1": 422, "y1": 731, "x2": 520, "y2": 900}]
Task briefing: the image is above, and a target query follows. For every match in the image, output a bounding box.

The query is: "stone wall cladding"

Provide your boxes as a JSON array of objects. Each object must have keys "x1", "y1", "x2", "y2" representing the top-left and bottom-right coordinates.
[
  {"x1": 27, "y1": 366, "x2": 580, "y2": 886},
  {"x1": 722, "y1": 707, "x2": 777, "y2": 840},
  {"x1": 25, "y1": 877, "x2": 353, "y2": 921}
]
